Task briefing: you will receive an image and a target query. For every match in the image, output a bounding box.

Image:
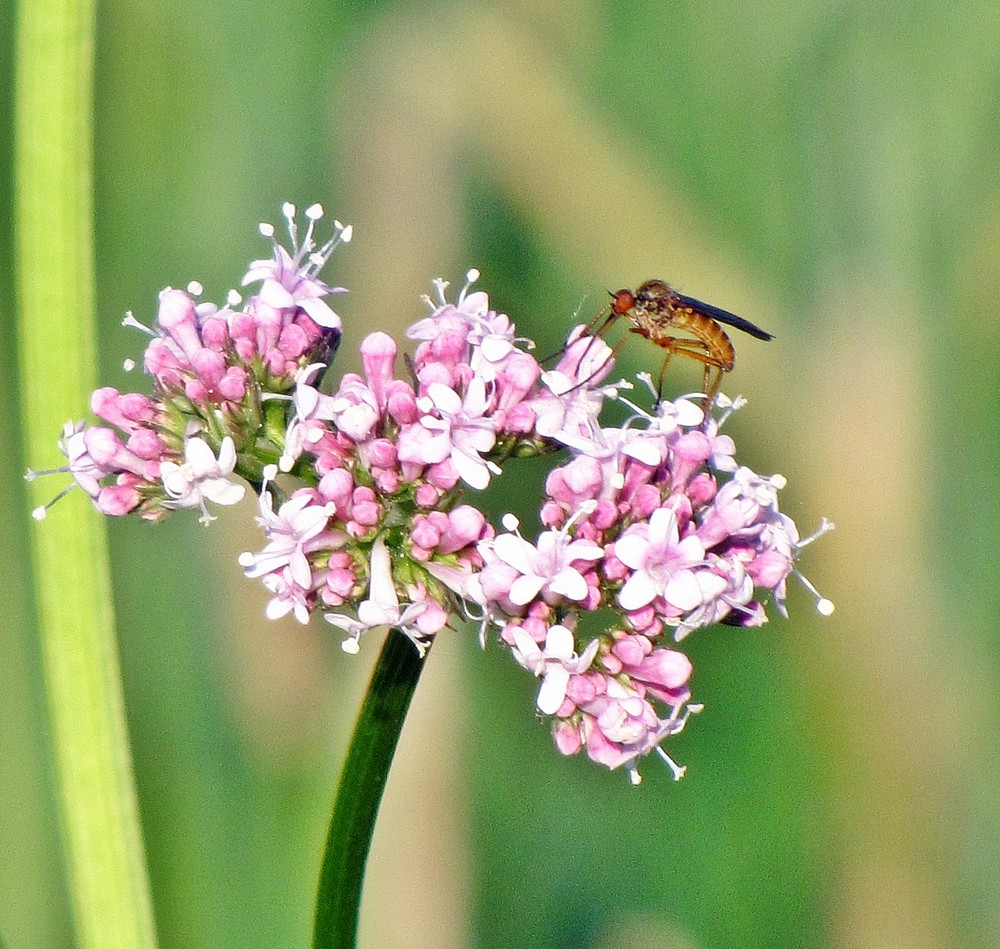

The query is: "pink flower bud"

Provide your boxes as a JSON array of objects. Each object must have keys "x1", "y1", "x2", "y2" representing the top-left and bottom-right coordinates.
[
  {"x1": 156, "y1": 289, "x2": 203, "y2": 361},
  {"x1": 360, "y1": 332, "x2": 397, "y2": 409},
  {"x1": 96, "y1": 484, "x2": 142, "y2": 516}
]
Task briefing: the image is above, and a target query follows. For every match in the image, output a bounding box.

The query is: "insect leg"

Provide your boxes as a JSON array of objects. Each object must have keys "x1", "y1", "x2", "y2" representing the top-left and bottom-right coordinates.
[{"x1": 650, "y1": 337, "x2": 728, "y2": 409}]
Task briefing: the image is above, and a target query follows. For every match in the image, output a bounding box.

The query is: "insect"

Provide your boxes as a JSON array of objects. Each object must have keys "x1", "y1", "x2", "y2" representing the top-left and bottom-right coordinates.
[{"x1": 586, "y1": 279, "x2": 774, "y2": 407}]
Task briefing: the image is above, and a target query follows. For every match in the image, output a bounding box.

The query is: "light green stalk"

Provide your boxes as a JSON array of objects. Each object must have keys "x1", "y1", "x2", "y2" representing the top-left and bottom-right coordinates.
[{"x1": 14, "y1": 1, "x2": 158, "y2": 945}]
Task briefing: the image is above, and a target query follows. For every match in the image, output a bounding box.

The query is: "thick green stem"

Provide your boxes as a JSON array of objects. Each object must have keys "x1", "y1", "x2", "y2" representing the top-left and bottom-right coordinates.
[
  {"x1": 313, "y1": 630, "x2": 426, "y2": 949},
  {"x1": 14, "y1": 1, "x2": 158, "y2": 946}
]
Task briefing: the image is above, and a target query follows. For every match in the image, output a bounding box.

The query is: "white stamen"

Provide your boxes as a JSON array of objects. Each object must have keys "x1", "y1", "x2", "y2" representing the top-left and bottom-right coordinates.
[
  {"x1": 30, "y1": 484, "x2": 76, "y2": 519},
  {"x1": 431, "y1": 277, "x2": 450, "y2": 308},
  {"x1": 636, "y1": 372, "x2": 657, "y2": 398},
  {"x1": 187, "y1": 280, "x2": 203, "y2": 296},
  {"x1": 121, "y1": 311, "x2": 155, "y2": 335},
  {"x1": 341, "y1": 637, "x2": 360, "y2": 655},
  {"x1": 305, "y1": 203, "x2": 323, "y2": 220},
  {"x1": 284, "y1": 204, "x2": 299, "y2": 249},
  {"x1": 123, "y1": 359, "x2": 136, "y2": 372},
  {"x1": 458, "y1": 269, "x2": 480, "y2": 303},
  {"x1": 25, "y1": 465, "x2": 67, "y2": 480},
  {"x1": 227, "y1": 289, "x2": 242, "y2": 307},
  {"x1": 259, "y1": 222, "x2": 275, "y2": 237},
  {"x1": 501, "y1": 512, "x2": 519, "y2": 531},
  {"x1": 655, "y1": 746, "x2": 687, "y2": 781},
  {"x1": 792, "y1": 567, "x2": 833, "y2": 616},
  {"x1": 710, "y1": 393, "x2": 745, "y2": 427},
  {"x1": 797, "y1": 517, "x2": 835, "y2": 548}
]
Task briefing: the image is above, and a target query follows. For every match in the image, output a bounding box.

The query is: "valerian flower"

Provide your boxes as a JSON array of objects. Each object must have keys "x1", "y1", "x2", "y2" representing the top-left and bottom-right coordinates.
[
  {"x1": 31, "y1": 201, "x2": 833, "y2": 783},
  {"x1": 160, "y1": 435, "x2": 246, "y2": 523}
]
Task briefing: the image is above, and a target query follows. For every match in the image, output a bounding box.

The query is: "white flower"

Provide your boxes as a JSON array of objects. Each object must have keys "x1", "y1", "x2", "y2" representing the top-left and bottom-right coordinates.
[
  {"x1": 411, "y1": 380, "x2": 499, "y2": 490},
  {"x1": 491, "y1": 522, "x2": 603, "y2": 606},
  {"x1": 616, "y1": 506, "x2": 718, "y2": 612},
  {"x1": 160, "y1": 436, "x2": 245, "y2": 524},
  {"x1": 510, "y1": 625, "x2": 599, "y2": 715},
  {"x1": 325, "y1": 536, "x2": 430, "y2": 655},
  {"x1": 238, "y1": 487, "x2": 337, "y2": 587}
]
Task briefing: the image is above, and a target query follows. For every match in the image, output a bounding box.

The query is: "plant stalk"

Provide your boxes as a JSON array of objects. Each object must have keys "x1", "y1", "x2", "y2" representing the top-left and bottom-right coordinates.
[{"x1": 313, "y1": 629, "x2": 426, "y2": 948}]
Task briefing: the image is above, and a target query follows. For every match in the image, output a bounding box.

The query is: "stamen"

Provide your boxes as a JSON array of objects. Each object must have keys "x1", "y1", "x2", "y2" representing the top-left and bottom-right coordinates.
[
  {"x1": 301, "y1": 212, "x2": 318, "y2": 255},
  {"x1": 458, "y1": 268, "x2": 480, "y2": 303},
  {"x1": 282, "y1": 202, "x2": 298, "y2": 249},
  {"x1": 636, "y1": 372, "x2": 657, "y2": 399},
  {"x1": 710, "y1": 393, "x2": 746, "y2": 427},
  {"x1": 187, "y1": 281, "x2": 204, "y2": 296},
  {"x1": 655, "y1": 746, "x2": 687, "y2": 781},
  {"x1": 30, "y1": 484, "x2": 77, "y2": 520},
  {"x1": 797, "y1": 517, "x2": 835, "y2": 548},
  {"x1": 25, "y1": 465, "x2": 67, "y2": 480},
  {"x1": 311, "y1": 221, "x2": 354, "y2": 271},
  {"x1": 431, "y1": 277, "x2": 450, "y2": 308},
  {"x1": 341, "y1": 634, "x2": 361, "y2": 655},
  {"x1": 561, "y1": 499, "x2": 598, "y2": 533},
  {"x1": 792, "y1": 567, "x2": 835, "y2": 615},
  {"x1": 121, "y1": 311, "x2": 155, "y2": 336}
]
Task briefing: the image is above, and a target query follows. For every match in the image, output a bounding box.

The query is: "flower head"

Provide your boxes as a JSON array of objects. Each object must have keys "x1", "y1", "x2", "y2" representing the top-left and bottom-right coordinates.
[{"x1": 31, "y1": 213, "x2": 833, "y2": 784}]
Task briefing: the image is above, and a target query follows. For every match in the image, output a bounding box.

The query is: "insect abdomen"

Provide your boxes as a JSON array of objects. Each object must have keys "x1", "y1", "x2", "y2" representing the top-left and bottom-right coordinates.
[{"x1": 658, "y1": 309, "x2": 735, "y2": 371}]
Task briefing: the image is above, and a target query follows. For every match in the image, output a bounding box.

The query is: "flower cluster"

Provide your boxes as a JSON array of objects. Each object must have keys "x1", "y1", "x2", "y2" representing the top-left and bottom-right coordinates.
[
  {"x1": 32, "y1": 203, "x2": 833, "y2": 782},
  {"x1": 477, "y1": 391, "x2": 833, "y2": 781},
  {"x1": 238, "y1": 272, "x2": 613, "y2": 657},
  {"x1": 29, "y1": 203, "x2": 350, "y2": 523}
]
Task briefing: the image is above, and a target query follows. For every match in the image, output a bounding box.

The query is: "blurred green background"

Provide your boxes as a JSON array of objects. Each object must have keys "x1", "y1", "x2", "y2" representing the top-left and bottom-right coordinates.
[{"x1": 4, "y1": 1, "x2": 1000, "y2": 947}]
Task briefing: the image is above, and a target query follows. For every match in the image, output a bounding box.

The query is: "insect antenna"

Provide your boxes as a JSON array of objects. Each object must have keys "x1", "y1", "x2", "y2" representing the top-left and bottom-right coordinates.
[{"x1": 541, "y1": 291, "x2": 631, "y2": 398}]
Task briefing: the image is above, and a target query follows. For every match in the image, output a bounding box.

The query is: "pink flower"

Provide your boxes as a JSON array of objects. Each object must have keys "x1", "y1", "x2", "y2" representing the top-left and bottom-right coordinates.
[
  {"x1": 401, "y1": 380, "x2": 498, "y2": 490},
  {"x1": 238, "y1": 483, "x2": 341, "y2": 598},
  {"x1": 615, "y1": 506, "x2": 716, "y2": 612},
  {"x1": 241, "y1": 203, "x2": 350, "y2": 330},
  {"x1": 36, "y1": 238, "x2": 835, "y2": 785},
  {"x1": 486, "y1": 517, "x2": 603, "y2": 607}
]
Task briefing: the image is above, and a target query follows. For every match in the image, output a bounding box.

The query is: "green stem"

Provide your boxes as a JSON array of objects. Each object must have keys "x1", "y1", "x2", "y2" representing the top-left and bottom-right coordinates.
[
  {"x1": 14, "y1": 1, "x2": 158, "y2": 946},
  {"x1": 313, "y1": 630, "x2": 426, "y2": 949}
]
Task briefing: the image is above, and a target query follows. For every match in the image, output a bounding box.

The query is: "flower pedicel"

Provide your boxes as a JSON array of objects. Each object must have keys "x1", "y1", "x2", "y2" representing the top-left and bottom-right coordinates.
[{"x1": 29, "y1": 203, "x2": 833, "y2": 783}]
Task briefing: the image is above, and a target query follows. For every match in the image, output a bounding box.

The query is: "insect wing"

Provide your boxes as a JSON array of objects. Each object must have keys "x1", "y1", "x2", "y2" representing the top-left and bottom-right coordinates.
[{"x1": 674, "y1": 292, "x2": 774, "y2": 341}]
